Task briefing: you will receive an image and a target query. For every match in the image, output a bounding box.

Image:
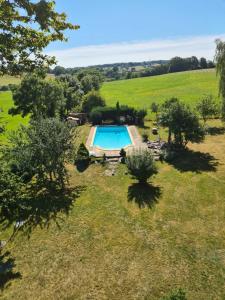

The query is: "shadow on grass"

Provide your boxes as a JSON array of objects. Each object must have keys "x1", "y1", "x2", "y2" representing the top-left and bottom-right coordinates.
[
  {"x1": 168, "y1": 149, "x2": 218, "y2": 173},
  {"x1": 3, "y1": 183, "x2": 86, "y2": 239},
  {"x1": 76, "y1": 161, "x2": 89, "y2": 173},
  {"x1": 128, "y1": 183, "x2": 161, "y2": 208},
  {"x1": 138, "y1": 124, "x2": 150, "y2": 130},
  {"x1": 207, "y1": 126, "x2": 225, "y2": 136},
  {"x1": 0, "y1": 251, "x2": 21, "y2": 290}
]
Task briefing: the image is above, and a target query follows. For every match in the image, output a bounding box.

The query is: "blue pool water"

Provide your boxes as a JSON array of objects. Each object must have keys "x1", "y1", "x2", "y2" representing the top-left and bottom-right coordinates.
[{"x1": 93, "y1": 126, "x2": 132, "y2": 150}]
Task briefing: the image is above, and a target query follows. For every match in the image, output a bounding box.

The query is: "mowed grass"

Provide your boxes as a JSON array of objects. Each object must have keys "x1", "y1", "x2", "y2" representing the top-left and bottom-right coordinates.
[
  {"x1": 0, "y1": 75, "x2": 21, "y2": 86},
  {"x1": 0, "y1": 92, "x2": 28, "y2": 143},
  {"x1": 101, "y1": 69, "x2": 219, "y2": 110},
  {"x1": 1, "y1": 72, "x2": 225, "y2": 299},
  {"x1": 1, "y1": 120, "x2": 225, "y2": 300}
]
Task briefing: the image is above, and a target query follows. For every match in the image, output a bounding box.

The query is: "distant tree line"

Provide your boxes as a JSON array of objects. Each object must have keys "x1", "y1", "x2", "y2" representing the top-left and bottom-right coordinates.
[{"x1": 50, "y1": 56, "x2": 215, "y2": 82}]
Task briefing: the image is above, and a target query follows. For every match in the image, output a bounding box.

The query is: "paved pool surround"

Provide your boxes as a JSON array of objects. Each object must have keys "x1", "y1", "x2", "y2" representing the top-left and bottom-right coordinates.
[{"x1": 86, "y1": 125, "x2": 146, "y2": 157}]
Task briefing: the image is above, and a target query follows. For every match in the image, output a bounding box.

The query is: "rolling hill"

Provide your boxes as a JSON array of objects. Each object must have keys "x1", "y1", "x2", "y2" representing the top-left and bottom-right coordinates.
[{"x1": 101, "y1": 69, "x2": 219, "y2": 110}]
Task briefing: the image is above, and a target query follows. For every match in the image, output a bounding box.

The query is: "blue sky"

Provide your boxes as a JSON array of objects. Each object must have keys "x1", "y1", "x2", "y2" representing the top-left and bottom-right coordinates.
[{"x1": 46, "y1": 0, "x2": 225, "y2": 67}]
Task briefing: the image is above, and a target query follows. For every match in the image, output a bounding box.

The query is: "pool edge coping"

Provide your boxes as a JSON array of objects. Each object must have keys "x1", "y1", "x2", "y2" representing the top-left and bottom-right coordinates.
[{"x1": 86, "y1": 125, "x2": 145, "y2": 157}]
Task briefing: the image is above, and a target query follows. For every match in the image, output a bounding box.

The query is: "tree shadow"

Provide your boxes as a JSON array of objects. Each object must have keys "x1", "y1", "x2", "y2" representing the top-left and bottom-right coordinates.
[
  {"x1": 168, "y1": 149, "x2": 218, "y2": 173},
  {"x1": 138, "y1": 124, "x2": 150, "y2": 129},
  {"x1": 2, "y1": 183, "x2": 86, "y2": 239},
  {"x1": 206, "y1": 126, "x2": 225, "y2": 136},
  {"x1": 128, "y1": 183, "x2": 161, "y2": 208},
  {"x1": 76, "y1": 161, "x2": 89, "y2": 173},
  {"x1": 0, "y1": 251, "x2": 21, "y2": 290}
]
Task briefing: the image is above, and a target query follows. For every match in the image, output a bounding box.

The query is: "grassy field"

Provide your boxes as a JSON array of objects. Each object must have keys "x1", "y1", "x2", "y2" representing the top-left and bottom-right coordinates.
[
  {"x1": 0, "y1": 92, "x2": 29, "y2": 143},
  {"x1": 0, "y1": 76, "x2": 21, "y2": 86},
  {"x1": 1, "y1": 71, "x2": 225, "y2": 299},
  {"x1": 101, "y1": 69, "x2": 219, "y2": 111},
  {"x1": 1, "y1": 120, "x2": 225, "y2": 300}
]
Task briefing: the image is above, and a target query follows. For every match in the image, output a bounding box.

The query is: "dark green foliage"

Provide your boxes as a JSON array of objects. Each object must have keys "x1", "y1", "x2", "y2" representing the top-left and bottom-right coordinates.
[
  {"x1": 89, "y1": 108, "x2": 103, "y2": 125},
  {"x1": 151, "y1": 102, "x2": 159, "y2": 115},
  {"x1": 57, "y1": 75, "x2": 83, "y2": 113},
  {"x1": 136, "y1": 109, "x2": 147, "y2": 126},
  {"x1": 200, "y1": 57, "x2": 208, "y2": 69},
  {"x1": 5, "y1": 118, "x2": 74, "y2": 188},
  {"x1": 0, "y1": 85, "x2": 9, "y2": 91},
  {"x1": 196, "y1": 95, "x2": 219, "y2": 123},
  {"x1": 161, "y1": 288, "x2": 187, "y2": 300},
  {"x1": 51, "y1": 55, "x2": 210, "y2": 82},
  {"x1": 120, "y1": 148, "x2": 126, "y2": 163},
  {"x1": 9, "y1": 74, "x2": 66, "y2": 120},
  {"x1": 82, "y1": 91, "x2": 106, "y2": 114},
  {"x1": 160, "y1": 98, "x2": 205, "y2": 147},
  {"x1": 169, "y1": 56, "x2": 199, "y2": 73},
  {"x1": 89, "y1": 104, "x2": 146, "y2": 125},
  {"x1": 0, "y1": 0, "x2": 79, "y2": 75},
  {"x1": 76, "y1": 143, "x2": 90, "y2": 163},
  {"x1": 126, "y1": 149, "x2": 157, "y2": 183},
  {"x1": 102, "y1": 153, "x2": 107, "y2": 165},
  {"x1": 0, "y1": 164, "x2": 25, "y2": 224},
  {"x1": 215, "y1": 39, "x2": 225, "y2": 120},
  {"x1": 142, "y1": 132, "x2": 148, "y2": 142}
]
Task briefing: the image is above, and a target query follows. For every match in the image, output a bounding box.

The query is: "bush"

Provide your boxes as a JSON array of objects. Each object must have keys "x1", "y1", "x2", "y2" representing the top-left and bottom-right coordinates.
[
  {"x1": 120, "y1": 148, "x2": 126, "y2": 163},
  {"x1": 101, "y1": 153, "x2": 107, "y2": 165},
  {"x1": 126, "y1": 149, "x2": 157, "y2": 183},
  {"x1": 89, "y1": 107, "x2": 103, "y2": 125},
  {"x1": 82, "y1": 91, "x2": 105, "y2": 114},
  {"x1": 160, "y1": 148, "x2": 176, "y2": 162},
  {"x1": 89, "y1": 105, "x2": 147, "y2": 125},
  {"x1": 76, "y1": 143, "x2": 90, "y2": 163},
  {"x1": 0, "y1": 85, "x2": 9, "y2": 91},
  {"x1": 142, "y1": 132, "x2": 148, "y2": 142}
]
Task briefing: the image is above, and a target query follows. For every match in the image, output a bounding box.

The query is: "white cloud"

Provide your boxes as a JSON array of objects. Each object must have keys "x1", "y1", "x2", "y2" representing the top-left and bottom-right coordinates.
[{"x1": 46, "y1": 34, "x2": 225, "y2": 67}]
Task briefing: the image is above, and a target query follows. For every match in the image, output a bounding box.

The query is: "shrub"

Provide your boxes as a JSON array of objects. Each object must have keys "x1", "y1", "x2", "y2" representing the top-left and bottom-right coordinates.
[
  {"x1": 102, "y1": 153, "x2": 107, "y2": 165},
  {"x1": 120, "y1": 148, "x2": 126, "y2": 163},
  {"x1": 0, "y1": 85, "x2": 9, "y2": 91},
  {"x1": 160, "y1": 148, "x2": 176, "y2": 162},
  {"x1": 142, "y1": 132, "x2": 148, "y2": 142},
  {"x1": 76, "y1": 143, "x2": 90, "y2": 163},
  {"x1": 126, "y1": 149, "x2": 157, "y2": 183},
  {"x1": 82, "y1": 91, "x2": 105, "y2": 114},
  {"x1": 89, "y1": 108, "x2": 103, "y2": 125}
]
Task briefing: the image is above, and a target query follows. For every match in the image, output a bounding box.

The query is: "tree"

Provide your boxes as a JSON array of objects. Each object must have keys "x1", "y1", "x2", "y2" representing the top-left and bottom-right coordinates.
[
  {"x1": 196, "y1": 95, "x2": 218, "y2": 123},
  {"x1": 215, "y1": 39, "x2": 225, "y2": 120},
  {"x1": 168, "y1": 57, "x2": 188, "y2": 73},
  {"x1": 160, "y1": 98, "x2": 205, "y2": 147},
  {"x1": 200, "y1": 57, "x2": 208, "y2": 69},
  {"x1": 80, "y1": 74, "x2": 102, "y2": 94},
  {"x1": 9, "y1": 74, "x2": 66, "y2": 119},
  {"x1": 57, "y1": 75, "x2": 83, "y2": 113},
  {"x1": 126, "y1": 149, "x2": 157, "y2": 184},
  {"x1": 151, "y1": 102, "x2": 159, "y2": 119},
  {"x1": 5, "y1": 118, "x2": 74, "y2": 188},
  {"x1": 135, "y1": 109, "x2": 147, "y2": 126},
  {"x1": 0, "y1": 0, "x2": 79, "y2": 75},
  {"x1": 0, "y1": 163, "x2": 25, "y2": 225},
  {"x1": 76, "y1": 143, "x2": 90, "y2": 164},
  {"x1": 82, "y1": 91, "x2": 105, "y2": 114}
]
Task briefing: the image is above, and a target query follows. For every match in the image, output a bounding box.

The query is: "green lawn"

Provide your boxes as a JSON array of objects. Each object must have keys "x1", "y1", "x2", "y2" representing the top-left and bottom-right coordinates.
[
  {"x1": 0, "y1": 92, "x2": 28, "y2": 143},
  {"x1": 101, "y1": 69, "x2": 219, "y2": 112},
  {"x1": 1, "y1": 71, "x2": 225, "y2": 299},
  {"x1": 1, "y1": 120, "x2": 225, "y2": 299}
]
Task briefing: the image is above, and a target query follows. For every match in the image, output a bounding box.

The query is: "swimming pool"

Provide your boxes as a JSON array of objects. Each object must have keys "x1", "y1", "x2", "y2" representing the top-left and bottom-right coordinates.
[{"x1": 92, "y1": 126, "x2": 132, "y2": 150}]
